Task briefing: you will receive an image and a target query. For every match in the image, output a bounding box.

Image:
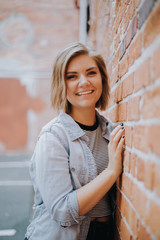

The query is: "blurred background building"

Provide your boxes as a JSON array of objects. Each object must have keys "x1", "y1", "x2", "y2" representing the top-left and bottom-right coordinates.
[{"x1": 0, "y1": 0, "x2": 80, "y2": 153}]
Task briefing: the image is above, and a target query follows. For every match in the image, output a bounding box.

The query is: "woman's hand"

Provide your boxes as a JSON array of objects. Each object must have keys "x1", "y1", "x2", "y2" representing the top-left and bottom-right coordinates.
[
  {"x1": 77, "y1": 124, "x2": 125, "y2": 215},
  {"x1": 107, "y1": 124, "x2": 125, "y2": 178}
]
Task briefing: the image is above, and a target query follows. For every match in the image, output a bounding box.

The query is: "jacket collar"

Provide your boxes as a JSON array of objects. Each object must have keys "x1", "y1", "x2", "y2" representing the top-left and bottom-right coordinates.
[{"x1": 59, "y1": 110, "x2": 111, "y2": 142}]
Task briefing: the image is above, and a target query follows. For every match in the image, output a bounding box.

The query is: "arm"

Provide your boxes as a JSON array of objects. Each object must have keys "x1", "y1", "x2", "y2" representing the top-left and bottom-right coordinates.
[
  {"x1": 77, "y1": 124, "x2": 124, "y2": 216},
  {"x1": 35, "y1": 130, "x2": 84, "y2": 226}
]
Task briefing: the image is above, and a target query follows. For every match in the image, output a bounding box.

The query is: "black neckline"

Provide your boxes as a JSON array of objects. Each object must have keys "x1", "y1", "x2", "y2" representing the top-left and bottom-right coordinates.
[{"x1": 76, "y1": 117, "x2": 99, "y2": 131}]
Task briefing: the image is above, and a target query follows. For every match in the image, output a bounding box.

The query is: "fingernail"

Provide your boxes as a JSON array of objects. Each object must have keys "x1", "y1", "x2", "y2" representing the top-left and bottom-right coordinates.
[
  {"x1": 120, "y1": 123, "x2": 124, "y2": 126},
  {"x1": 121, "y1": 127, "x2": 124, "y2": 130},
  {"x1": 122, "y1": 135, "x2": 125, "y2": 138}
]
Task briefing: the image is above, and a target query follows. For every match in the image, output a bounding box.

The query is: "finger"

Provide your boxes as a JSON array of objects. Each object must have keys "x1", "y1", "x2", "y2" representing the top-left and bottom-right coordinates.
[
  {"x1": 116, "y1": 135, "x2": 125, "y2": 155},
  {"x1": 110, "y1": 124, "x2": 122, "y2": 140},
  {"x1": 112, "y1": 127, "x2": 125, "y2": 148}
]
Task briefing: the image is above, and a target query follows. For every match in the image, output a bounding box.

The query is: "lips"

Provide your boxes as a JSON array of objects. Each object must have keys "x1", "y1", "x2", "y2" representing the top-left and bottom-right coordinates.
[{"x1": 76, "y1": 90, "x2": 94, "y2": 96}]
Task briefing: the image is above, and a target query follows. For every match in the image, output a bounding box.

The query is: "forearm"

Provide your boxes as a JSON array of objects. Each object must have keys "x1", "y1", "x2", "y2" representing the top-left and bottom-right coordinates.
[{"x1": 77, "y1": 169, "x2": 117, "y2": 216}]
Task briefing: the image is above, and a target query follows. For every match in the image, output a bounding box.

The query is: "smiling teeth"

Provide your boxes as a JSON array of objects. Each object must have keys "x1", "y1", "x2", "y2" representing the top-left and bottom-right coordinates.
[{"x1": 77, "y1": 90, "x2": 93, "y2": 96}]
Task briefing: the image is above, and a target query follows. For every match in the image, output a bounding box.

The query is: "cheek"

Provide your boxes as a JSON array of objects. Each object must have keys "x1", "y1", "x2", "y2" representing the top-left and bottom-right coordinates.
[
  {"x1": 66, "y1": 82, "x2": 71, "y2": 94},
  {"x1": 66, "y1": 83, "x2": 74, "y2": 99}
]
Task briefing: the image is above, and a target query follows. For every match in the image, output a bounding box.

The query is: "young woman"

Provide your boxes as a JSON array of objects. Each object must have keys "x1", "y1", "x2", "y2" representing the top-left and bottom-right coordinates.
[{"x1": 25, "y1": 42, "x2": 125, "y2": 240}]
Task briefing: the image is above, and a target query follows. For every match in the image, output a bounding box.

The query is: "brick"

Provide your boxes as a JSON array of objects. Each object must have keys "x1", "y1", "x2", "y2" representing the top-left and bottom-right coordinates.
[
  {"x1": 125, "y1": 206, "x2": 138, "y2": 238},
  {"x1": 130, "y1": 152, "x2": 137, "y2": 177},
  {"x1": 121, "y1": 173, "x2": 133, "y2": 200},
  {"x1": 123, "y1": 0, "x2": 135, "y2": 34},
  {"x1": 146, "y1": 201, "x2": 160, "y2": 238},
  {"x1": 133, "y1": 125, "x2": 148, "y2": 153},
  {"x1": 128, "y1": 95, "x2": 141, "y2": 121},
  {"x1": 119, "y1": 53, "x2": 129, "y2": 78},
  {"x1": 115, "y1": 0, "x2": 121, "y2": 19},
  {"x1": 125, "y1": 15, "x2": 137, "y2": 50},
  {"x1": 117, "y1": 191, "x2": 126, "y2": 217},
  {"x1": 107, "y1": 62, "x2": 112, "y2": 77},
  {"x1": 114, "y1": 33, "x2": 121, "y2": 50},
  {"x1": 144, "y1": 160, "x2": 155, "y2": 190},
  {"x1": 128, "y1": 0, "x2": 135, "y2": 20},
  {"x1": 137, "y1": 222, "x2": 153, "y2": 240},
  {"x1": 114, "y1": 3, "x2": 126, "y2": 35},
  {"x1": 108, "y1": 91, "x2": 115, "y2": 108},
  {"x1": 129, "y1": 32, "x2": 142, "y2": 66},
  {"x1": 153, "y1": 163, "x2": 160, "y2": 197},
  {"x1": 147, "y1": 125, "x2": 160, "y2": 156},
  {"x1": 136, "y1": 156, "x2": 145, "y2": 182},
  {"x1": 111, "y1": 29, "x2": 117, "y2": 49},
  {"x1": 113, "y1": 17, "x2": 120, "y2": 36},
  {"x1": 144, "y1": 3, "x2": 160, "y2": 48},
  {"x1": 131, "y1": 183, "x2": 148, "y2": 221},
  {"x1": 153, "y1": 46, "x2": 160, "y2": 80},
  {"x1": 114, "y1": 83, "x2": 123, "y2": 103},
  {"x1": 107, "y1": 45, "x2": 114, "y2": 62},
  {"x1": 125, "y1": 125, "x2": 133, "y2": 148},
  {"x1": 123, "y1": 149, "x2": 131, "y2": 173},
  {"x1": 105, "y1": 105, "x2": 119, "y2": 123},
  {"x1": 138, "y1": 0, "x2": 155, "y2": 29},
  {"x1": 116, "y1": 206, "x2": 122, "y2": 230},
  {"x1": 110, "y1": 67, "x2": 119, "y2": 88},
  {"x1": 118, "y1": 101, "x2": 128, "y2": 122},
  {"x1": 123, "y1": 197, "x2": 131, "y2": 222},
  {"x1": 120, "y1": 218, "x2": 133, "y2": 240},
  {"x1": 112, "y1": 49, "x2": 120, "y2": 69},
  {"x1": 134, "y1": 58, "x2": 151, "y2": 92},
  {"x1": 142, "y1": 86, "x2": 160, "y2": 119},
  {"x1": 88, "y1": 2, "x2": 160, "y2": 239},
  {"x1": 110, "y1": 89, "x2": 116, "y2": 106},
  {"x1": 122, "y1": 73, "x2": 134, "y2": 98}
]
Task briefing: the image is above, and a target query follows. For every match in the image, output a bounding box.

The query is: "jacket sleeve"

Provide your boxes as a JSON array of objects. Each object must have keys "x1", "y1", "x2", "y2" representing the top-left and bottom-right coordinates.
[{"x1": 34, "y1": 130, "x2": 85, "y2": 227}]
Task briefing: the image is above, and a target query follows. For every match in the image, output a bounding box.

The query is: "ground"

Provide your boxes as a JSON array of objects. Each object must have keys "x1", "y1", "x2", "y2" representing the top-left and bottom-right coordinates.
[{"x1": 0, "y1": 153, "x2": 33, "y2": 240}]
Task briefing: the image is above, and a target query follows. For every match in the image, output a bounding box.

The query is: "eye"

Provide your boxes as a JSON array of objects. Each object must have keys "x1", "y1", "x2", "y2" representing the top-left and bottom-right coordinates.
[
  {"x1": 88, "y1": 71, "x2": 97, "y2": 76},
  {"x1": 66, "y1": 75, "x2": 77, "y2": 80}
]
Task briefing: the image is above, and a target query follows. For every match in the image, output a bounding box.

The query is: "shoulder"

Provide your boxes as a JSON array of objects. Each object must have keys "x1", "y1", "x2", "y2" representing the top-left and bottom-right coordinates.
[
  {"x1": 35, "y1": 114, "x2": 70, "y2": 153},
  {"x1": 40, "y1": 114, "x2": 65, "y2": 135},
  {"x1": 38, "y1": 114, "x2": 68, "y2": 144}
]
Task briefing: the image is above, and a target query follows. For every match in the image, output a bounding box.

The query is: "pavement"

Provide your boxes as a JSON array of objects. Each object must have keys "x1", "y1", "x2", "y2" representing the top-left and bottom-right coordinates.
[{"x1": 0, "y1": 153, "x2": 33, "y2": 240}]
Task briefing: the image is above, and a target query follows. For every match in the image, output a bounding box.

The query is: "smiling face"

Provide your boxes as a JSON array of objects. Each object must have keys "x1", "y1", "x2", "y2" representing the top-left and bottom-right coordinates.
[{"x1": 65, "y1": 54, "x2": 102, "y2": 114}]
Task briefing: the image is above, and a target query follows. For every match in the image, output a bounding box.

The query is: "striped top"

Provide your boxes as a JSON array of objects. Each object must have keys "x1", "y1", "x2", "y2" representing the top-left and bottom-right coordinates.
[{"x1": 76, "y1": 120, "x2": 112, "y2": 217}]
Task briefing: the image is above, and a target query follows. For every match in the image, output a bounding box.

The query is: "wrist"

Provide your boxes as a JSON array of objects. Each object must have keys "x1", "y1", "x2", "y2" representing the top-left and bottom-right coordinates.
[{"x1": 103, "y1": 168, "x2": 119, "y2": 183}]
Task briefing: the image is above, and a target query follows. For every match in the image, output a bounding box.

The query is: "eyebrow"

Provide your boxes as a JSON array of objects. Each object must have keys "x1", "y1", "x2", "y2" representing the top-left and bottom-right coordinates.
[
  {"x1": 66, "y1": 67, "x2": 98, "y2": 74},
  {"x1": 86, "y1": 67, "x2": 97, "y2": 72},
  {"x1": 66, "y1": 71, "x2": 77, "y2": 75}
]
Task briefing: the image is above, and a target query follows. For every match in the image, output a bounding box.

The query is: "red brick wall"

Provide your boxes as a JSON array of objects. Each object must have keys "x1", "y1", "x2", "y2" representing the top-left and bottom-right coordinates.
[
  {"x1": 0, "y1": 0, "x2": 79, "y2": 152},
  {"x1": 89, "y1": 0, "x2": 160, "y2": 239}
]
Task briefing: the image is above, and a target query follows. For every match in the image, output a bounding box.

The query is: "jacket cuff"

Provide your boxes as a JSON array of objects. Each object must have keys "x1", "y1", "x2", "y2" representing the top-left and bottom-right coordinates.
[
  {"x1": 68, "y1": 190, "x2": 85, "y2": 223},
  {"x1": 58, "y1": 191, "x2": 85, "y2": 227}
]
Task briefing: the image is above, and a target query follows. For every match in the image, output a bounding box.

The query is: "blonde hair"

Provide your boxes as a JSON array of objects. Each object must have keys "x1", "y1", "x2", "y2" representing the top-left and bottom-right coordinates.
[{"x1": 51, "y1": 42, "x2": 110, "y2": 113}]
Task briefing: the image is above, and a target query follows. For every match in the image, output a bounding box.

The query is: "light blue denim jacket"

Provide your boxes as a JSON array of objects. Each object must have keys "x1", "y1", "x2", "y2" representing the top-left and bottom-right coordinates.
[{"x1": 25, "y1": 111, "x2": 114, "y2": 240}]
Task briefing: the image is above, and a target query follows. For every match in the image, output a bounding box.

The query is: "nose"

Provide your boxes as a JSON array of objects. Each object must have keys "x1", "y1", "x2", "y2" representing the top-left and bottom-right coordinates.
[{"x1": 78, "y1": 74, "x2": 90, "y2": 86}]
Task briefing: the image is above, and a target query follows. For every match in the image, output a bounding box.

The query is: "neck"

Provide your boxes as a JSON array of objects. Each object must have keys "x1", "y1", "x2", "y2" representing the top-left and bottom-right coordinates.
[{"x1": 69, "y1": 107, "x2": 96, "y2": 126}]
